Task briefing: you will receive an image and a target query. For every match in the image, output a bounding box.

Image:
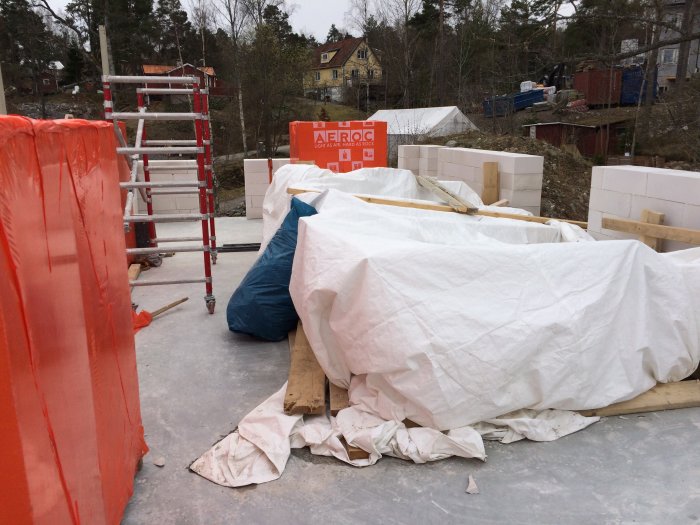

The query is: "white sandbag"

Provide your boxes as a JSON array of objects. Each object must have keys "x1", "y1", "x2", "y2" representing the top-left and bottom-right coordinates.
[{"x1": 290, "y1": 197, "x2": 700, "y2": 430}]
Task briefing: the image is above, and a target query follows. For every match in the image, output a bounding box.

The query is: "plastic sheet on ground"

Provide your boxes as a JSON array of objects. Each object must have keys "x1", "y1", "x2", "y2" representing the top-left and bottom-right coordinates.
[{"x1": 194, "y1": 165, "x2": 700, "y2": 487}]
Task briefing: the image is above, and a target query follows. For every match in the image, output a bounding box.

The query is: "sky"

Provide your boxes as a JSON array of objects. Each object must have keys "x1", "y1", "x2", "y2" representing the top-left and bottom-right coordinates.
[{"x1": 45, "y1": 0, "x2": 354, "y2": 42}]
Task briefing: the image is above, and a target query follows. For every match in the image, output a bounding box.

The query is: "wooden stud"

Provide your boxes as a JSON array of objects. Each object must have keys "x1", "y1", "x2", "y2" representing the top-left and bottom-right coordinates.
[
  {"x1": 601, "y1": 217, "x2": 700, "y2": 245},
  {"x1": 481, "y1": 161, "x2": 500, "y2": 205},
  {"x1": 287, "y1": 187, "x2": 588, "y2": 228},
  {"x1": 490, "y1": 199, "x2": 509, "y2": 207},
  {"x1": 329, "y1": 383, "x2": 350, "y2": 416},
  {"x1": 639, "y1": 209, "x2": 665, "y2": 251},
  {"x1": 284, "y1": 322, "x2": 327, "y2": 415},
  {"x1": 579, "y1": 381, "x2": 700, "y2": 417}
]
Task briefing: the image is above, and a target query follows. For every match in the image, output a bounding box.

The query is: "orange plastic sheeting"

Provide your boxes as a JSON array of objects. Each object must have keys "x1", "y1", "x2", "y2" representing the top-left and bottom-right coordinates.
[
  {"x1": 0, "y1": 116, "x2": 147, "y2": 524},
  {"x1": 289, "y1": 120, "x2": 388, "y2": 172}
]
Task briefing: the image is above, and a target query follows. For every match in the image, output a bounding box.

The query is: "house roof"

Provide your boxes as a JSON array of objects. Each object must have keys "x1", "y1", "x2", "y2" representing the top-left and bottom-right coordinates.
[
  {"x1": 142, "y1": 64, "x2": 216, "y2": 76},
  {"x1": 368, "y1": 106, "x2": 477, "y2": 136},
  {"x1": 312, "y1": 37, "x2": 364, "y2": 70}
]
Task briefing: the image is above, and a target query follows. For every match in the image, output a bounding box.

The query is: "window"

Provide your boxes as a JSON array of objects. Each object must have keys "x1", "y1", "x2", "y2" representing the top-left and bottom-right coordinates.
[
  {"x1": 357, "y1": 49, "x2": 367, "y2": 59},
  {"x1": 42, "y1": 78, "x2": 51, "y2": 85},
  {"x1": 661, "y1": 48, "x2": 678, "y2": 64},
  {"x1": 368, "y1": 69, "x2": 374, "y2": 79},
  {"x1": 332, "y1": 69, "x2": 338, "y2": 80},
  {"x1": 351, "y1": 69, "x2": 359, "y2": 78},
  {"x1": 315, "y1": 71, "x2": 320, "y2": 81},
  {"x1": 321, "y1": 52, "x2": 329, "y2": 63}
]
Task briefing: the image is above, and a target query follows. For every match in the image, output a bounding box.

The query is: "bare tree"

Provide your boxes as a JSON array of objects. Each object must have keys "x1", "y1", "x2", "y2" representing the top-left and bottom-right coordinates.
[
  {"x1": 676, "y1": 0, "x2": 698, "y2": 86},
  {"x1": 376, "y1": 0, "x2": 421, "y2": 107},
  {"x1": 215, "y1": 0, "x2": 250, "y2": 155}
]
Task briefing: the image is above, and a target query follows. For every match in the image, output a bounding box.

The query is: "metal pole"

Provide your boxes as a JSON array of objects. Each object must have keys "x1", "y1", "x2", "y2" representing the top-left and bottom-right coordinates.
[{"x1": 0, "y1": 63, "x2": 7, "y2": 115}]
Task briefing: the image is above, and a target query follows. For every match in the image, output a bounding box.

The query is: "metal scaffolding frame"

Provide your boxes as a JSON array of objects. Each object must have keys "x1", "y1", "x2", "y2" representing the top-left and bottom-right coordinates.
[{"x1": 103, "y1": 74, "x2": 217, "y2": 313}]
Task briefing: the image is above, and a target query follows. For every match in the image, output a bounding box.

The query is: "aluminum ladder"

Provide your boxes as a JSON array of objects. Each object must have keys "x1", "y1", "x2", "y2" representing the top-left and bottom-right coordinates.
[{"x1": 103, "y1": 74, "x2": 217, "y2": 313}]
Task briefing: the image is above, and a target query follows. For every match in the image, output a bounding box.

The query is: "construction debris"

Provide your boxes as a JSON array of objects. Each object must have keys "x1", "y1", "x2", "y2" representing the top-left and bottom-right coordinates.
[{"x1": 466, "y1": 475, "x2": 480, "y2": 495}]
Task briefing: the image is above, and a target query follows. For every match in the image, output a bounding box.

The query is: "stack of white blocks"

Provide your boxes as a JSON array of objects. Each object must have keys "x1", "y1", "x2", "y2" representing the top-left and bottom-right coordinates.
[
  {"x1": 135, "y1": 160, "x2": 200, "y2": 215},
  {"x1": 243, "y1": 158, "x2": 291, "y2": 219},
  {"x1": 587, "y1": 165, "x2": 700, "y2": 251},
  {"x1": 398, "y1": 144, "x2": 545, "y2": 215}
]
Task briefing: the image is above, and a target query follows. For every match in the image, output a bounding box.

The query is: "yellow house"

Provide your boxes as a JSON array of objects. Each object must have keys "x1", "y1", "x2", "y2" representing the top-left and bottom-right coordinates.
[{"x1": 304, "y1": 36, "x2": 383, "y2": 102}]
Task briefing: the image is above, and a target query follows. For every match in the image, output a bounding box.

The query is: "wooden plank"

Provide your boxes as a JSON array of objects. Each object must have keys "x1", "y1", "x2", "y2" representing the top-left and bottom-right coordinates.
[
  {"x1": 491, "y1": 199, "x2": 509, "y2": 207},
  {"x1": 284, "y1": 322, "x2": 326, "y2": 415},
  {"x1": 416, "y1": 175, "x2": 479, "y2": 213},
  {"x1": 602, "y1": 217, "x2": 700, "y2": 245},
  {"x1": 639, "y1": 209, "x2": 665, "y2": 251},
  {"x1": 481, "y1": 161, "x2": 499, "y2": 205},
  {"x1": 287, "y1": 187, "x2": 588, "y2": 228},
  {"x1": 339, "y1": 437, "x2": 370, "y2": 461},
  {"x1": 128, "y1": 263, "x2": 141, "y2": 281},
  {"x1": 579, "y1": 381, "x2": 700, "y2": 417},
  {"x1": 329, "y1": 383, "x2": 350, "y2": 416}
]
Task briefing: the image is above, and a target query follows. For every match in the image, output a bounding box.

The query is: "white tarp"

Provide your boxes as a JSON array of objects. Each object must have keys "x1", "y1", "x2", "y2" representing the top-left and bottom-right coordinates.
[{"x1": 193, "y1": 166, "x2": 700, "y2": 487}]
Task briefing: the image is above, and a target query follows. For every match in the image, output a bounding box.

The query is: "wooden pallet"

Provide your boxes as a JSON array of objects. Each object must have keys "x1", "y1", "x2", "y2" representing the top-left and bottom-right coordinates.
[{"x1": 285, "y1": 322, "x2": 370, "y2": 460}]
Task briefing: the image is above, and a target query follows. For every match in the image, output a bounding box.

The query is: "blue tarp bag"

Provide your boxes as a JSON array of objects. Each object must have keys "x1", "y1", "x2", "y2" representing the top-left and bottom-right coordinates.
[{"x1": 226, "y1": 197, "x2": 317, "y2": 341}]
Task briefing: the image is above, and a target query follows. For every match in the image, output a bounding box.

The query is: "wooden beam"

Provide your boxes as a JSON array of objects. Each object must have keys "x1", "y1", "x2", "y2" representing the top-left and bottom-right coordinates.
[
  {"x1": 602, "y1": 217, "x2": 700, "y2": 245},
  {"x1": 481, "y1": 162, "x2": 499, "y2": 205},
  {"x1": 416, "y1": 175, "x2": 478, "y2": 213},
  {"x1": 491, "y1": 199, "x2": 509, "y2": 207},
  {"x1": 284, "y1": 322, "x2": 326, "y2": 415},
  {"x1": 639, "y1": 209, "x2": 665, "y2": 251},
  {"x1": 287, "y1": 188, "x2": 588, "y2": 228},
  {"x1": 579, "y1": 381, "x2": 700, "y2": 417},
  {"x1": 329, "y1": 383, "x2": 350, "y2": 416},
  {"x1": 339, "y1": 437, "x2": 370, "y2": 461}
]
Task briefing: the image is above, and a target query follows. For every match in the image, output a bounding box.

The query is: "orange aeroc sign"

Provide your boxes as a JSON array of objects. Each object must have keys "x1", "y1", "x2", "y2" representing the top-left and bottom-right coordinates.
[{"x1": 289, "y1": 120, "x2": 388, "y2": 172}]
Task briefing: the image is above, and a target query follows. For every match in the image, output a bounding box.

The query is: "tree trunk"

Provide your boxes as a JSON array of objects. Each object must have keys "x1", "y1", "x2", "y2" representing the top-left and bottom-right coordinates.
[
  {"x1": 639, "y1": 1, "x2": 663, "y2": 140},
  {"x1": 676, "y1": 0, "x2": 696, "y2": 86},
  {"x1": 237, "y1": 77, "x2": 248, "y2": 156}
]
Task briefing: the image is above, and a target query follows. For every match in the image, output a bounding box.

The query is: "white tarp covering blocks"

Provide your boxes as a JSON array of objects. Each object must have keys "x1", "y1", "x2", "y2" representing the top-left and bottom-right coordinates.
[{"x1": 193, "y1": 165, "x2": 700, "y2": 487}]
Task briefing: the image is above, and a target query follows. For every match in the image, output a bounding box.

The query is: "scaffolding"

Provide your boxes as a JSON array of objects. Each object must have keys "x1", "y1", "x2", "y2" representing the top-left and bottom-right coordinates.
[{"x1": 103, "y1": 75, "x2": 217, "y2": 313}]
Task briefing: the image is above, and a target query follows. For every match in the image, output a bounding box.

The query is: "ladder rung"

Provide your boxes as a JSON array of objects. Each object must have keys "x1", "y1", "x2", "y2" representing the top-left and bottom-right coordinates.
[
  {"x1": 153, "y1": 236, "x2": 203, "y2": 243},
  {"x1": 120, "y1": 181, "x2": 204, "y2": 188},
  {"x1": 143, "y1": 140, "x2": 209, "y2": 146},
  {"x1": 103, "y1": 75, "x2": 199, "y2": 84},
  {"x1": 149, "y1": 189, "x2": 202, "y2": 195},
  {"x1": 110, "y1": 112, "x2": 202, "y2": 121},
  {"x1": 137, "y1": 88, "x2": 195, "y2": 95},
  {"x1": 118, "y1": 147, "x2": 203, "y2": 155},
  {"x1": 127, "y1": 246, "x2": 207, "y2": 255},
  {"x1": 145, "y1": 166, "x2": 198, "y2": 172},
  {"x1": 130, "y1": 278, "x2": 209, "y2": 287},
  {"x1": 125, "y1": 213, "x2": 207, "y2": 223}
]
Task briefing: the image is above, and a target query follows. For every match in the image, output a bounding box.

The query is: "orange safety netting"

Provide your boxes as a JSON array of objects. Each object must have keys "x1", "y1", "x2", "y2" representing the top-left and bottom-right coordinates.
[
  {"x1": 289, "y1": 120, "x2": 388, "y2": 172},
  {"x1": 0, "y1": 116, "x2": 147, "y2": 524}
]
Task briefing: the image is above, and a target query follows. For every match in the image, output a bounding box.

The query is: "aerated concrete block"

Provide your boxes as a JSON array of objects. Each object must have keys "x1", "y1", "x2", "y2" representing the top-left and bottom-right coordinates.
[
  {"x1": 420, "y1": 145, "x2": 443, "y2": 159},
  {"x1": 398, "y1": 145, "x2": 422, "y2": 158},
  {"x1": 419, "y1": 157, "x2": 438, "y2": 172},
  {"x1": 398, "y1": 157, "x2": 420, "y2": 170},
  {"x1": 589, "y1": 188, "x2": 632, "y2": 217},
  {"x1": 646, "y1": 168, "x2": 700, "y2": 205},
  {"x1": 601, "y1": 166, "x2": 648, "y2": 195},
  {"x1": 500, "y1": 173, "x2": 544, "y2": 191}
]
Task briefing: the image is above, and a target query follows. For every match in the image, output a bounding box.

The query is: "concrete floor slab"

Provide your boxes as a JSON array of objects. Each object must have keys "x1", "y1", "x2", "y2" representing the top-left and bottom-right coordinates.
[{"x1": 123, "y1": 218, "x2": 700, "y2": 524}]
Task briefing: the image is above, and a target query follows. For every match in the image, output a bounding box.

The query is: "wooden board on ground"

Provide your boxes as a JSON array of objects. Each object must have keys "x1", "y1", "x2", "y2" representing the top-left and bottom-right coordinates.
[
  {"x1": 339, "y1": 436, "x2": 370, "y2": 461},
  {"x1": 579, "y1": 381, "x2": 700, "y2": 417},
  {"x1": 284, "y1": 322, "x2": 326, "y2": 415},
  {"x1": 128, "y1": 263, "x2": 141, "y2": 282},
  {"x1": 329, "y1": 382, "x2": 350, "y2": 416}
]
